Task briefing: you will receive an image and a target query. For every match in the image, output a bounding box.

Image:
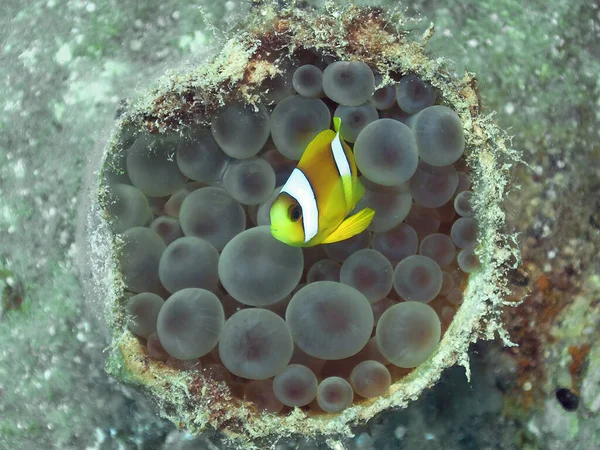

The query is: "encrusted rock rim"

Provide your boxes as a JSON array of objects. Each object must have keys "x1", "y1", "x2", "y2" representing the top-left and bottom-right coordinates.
[{"x1": 81, "y1": 2, "x2": 522, "y2": 448}]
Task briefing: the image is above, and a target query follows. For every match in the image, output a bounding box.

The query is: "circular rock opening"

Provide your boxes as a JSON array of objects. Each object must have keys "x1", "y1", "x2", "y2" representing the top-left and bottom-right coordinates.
[{"x1": 85, "y1": 3, "x2": 518, "y2": 446}]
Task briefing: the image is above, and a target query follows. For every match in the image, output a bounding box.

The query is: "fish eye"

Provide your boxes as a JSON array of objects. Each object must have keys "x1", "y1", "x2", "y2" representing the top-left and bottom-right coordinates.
[{"x1": 288, "y1": 204, "x2": 302, "y2": 222}]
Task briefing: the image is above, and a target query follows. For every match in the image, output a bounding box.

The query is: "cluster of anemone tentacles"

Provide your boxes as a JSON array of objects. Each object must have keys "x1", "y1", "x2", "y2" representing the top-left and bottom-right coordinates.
[{"x1": 103, "y1": 56, "x2": 479, "y2": 415}]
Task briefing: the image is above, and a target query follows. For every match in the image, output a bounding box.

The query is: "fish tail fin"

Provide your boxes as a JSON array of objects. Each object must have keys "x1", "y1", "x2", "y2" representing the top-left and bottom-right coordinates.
[
  {"x1": 333, "y1": 116, "x2": 342, "y2": 133},
  {"x1": 320, "y1": 208, "x2": 375, "y2": 244}
]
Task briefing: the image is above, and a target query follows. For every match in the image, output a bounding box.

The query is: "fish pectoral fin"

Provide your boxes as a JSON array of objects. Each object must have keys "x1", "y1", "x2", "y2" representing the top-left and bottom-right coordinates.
[{"x1": 320, "y1": 208, "x2": 375, "y2": 244}]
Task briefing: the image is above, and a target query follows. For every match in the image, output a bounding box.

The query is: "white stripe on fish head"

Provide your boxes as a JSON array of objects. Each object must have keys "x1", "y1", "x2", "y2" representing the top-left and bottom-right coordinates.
[{"x1": 281, "y1": 168, "x2": 319, "y2": 243}]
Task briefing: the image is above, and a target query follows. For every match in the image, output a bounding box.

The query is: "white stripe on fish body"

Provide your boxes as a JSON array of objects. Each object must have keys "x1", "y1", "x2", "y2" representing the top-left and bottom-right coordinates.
[
  {"x1": 281, "y1": 168, "x2": 319, "y2": 243},
  {"x1": 331, "y1": 131, "x2": 351, "y2": 178},
  {"x1": 331, "y1": 130, "x2": 353, "y2": 207}
]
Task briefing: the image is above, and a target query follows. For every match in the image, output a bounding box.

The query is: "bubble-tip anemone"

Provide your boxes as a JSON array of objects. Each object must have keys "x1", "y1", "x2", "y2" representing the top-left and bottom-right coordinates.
[{"x1": 82, "y1": 2, "x2": 520, "y2": 447}]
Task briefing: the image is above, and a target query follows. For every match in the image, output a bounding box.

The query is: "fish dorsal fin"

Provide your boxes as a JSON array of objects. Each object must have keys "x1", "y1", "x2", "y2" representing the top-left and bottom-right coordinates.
[
  {"x1": 299, "y1": 129, "x2": 336, "y2": 164},
  {"x1": 333, "y1": 116, "x2": 342, "y2": 132},
  {"x1": 320, "y1": 207, "x2": 375, "y2": 244}
]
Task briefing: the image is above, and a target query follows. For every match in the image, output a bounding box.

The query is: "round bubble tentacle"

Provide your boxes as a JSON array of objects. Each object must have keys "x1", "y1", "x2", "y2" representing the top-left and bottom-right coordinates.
[
  {"x1": 156, "y1": 288, "x2": 225, "y2": 361},
  {"x1": 286, "y1": 281, "x2": 374, "y2": 360},
  {"x1": 316, "y1": 377, "x2": 354, "y2": 413},
  {"x1": 354, "y1": 119, "x2": 419, "y2": 187},
  {"x1": 219, "y1": 226, "x2": 304, "y2": 306},
  {"x1": 211, "y1": 102, "x2": 271, "y2": 159},
  {"x1": 218, "y1": 308, "x2": 294, "y2": 380},
  {"x1": 179, "y1": 187, "x2": 246, "y2": 252},
  {"x1": 396, "y1": 74, "x2": 436, "y2": 114},
  {"x1": 322, "y1": 61, "x2": 375, "y2": 106},
  {"x1": 273, "y1": 364, "x2": 319, "y2": 407},
  {"x1": 376, "y1": 301, "x2": 441, "y2": 368}
]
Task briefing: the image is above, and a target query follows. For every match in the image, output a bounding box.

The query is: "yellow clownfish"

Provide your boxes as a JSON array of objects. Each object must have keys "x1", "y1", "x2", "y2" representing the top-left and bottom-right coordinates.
[{"x1": 270, "y1": 117, "x2": 375, "y2": 247}]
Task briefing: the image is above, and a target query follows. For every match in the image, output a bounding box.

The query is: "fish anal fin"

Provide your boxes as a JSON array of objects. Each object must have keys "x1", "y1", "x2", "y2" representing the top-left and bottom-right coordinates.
[{"x1": 320, "y1": 208, "x2": 375, "y2": 244}]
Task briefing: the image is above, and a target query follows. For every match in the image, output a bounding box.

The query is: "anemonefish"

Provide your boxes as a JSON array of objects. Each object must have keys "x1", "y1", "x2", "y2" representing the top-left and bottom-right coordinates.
[{"x1": 270, "y1": 117, "x2": 375, "y2": 247}]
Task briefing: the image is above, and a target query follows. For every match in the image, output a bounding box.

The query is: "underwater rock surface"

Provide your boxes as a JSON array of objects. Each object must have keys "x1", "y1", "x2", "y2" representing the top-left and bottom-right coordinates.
[{"x1": 81, "y1": 2, "x2": 518, "y2": 447}]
